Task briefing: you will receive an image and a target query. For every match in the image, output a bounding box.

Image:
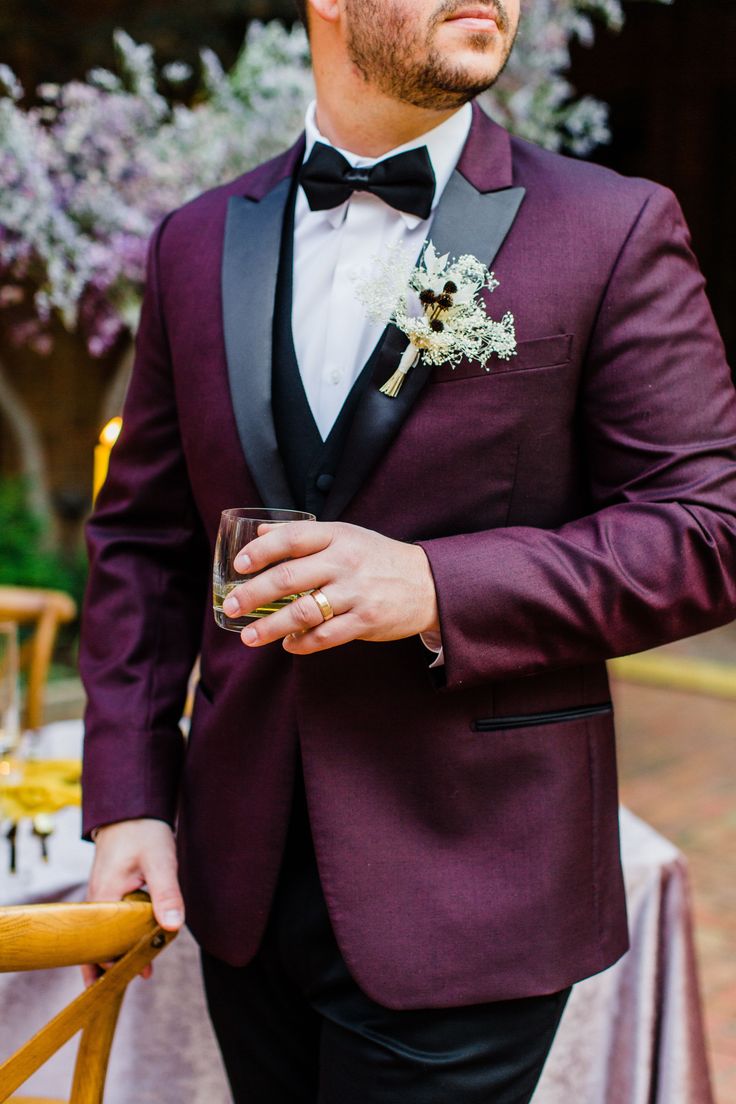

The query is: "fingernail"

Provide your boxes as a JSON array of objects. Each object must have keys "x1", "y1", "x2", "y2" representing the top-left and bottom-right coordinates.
[
  {"x1": 235, "y1": 554, "x2": 251, "y2": 571},
  {"x1": 242, "y1": 627, "x2": 257, "y2": 644},
  {"x1": 222, "y1": 596, "x2": 239, "y2": 615},
  {"x1": 163, "y1": 909, "x2": 183, "y2": 927}
]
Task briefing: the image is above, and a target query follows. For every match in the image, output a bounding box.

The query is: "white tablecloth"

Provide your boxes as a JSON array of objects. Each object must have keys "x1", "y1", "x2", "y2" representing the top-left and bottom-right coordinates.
[{"x1": 0, "y1": 722, "x2": 715, "y2": 1103}]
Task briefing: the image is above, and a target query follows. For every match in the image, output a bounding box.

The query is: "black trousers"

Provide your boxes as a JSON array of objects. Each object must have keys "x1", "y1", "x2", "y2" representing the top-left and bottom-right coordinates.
[{"x1": 201, "y1": 766, "x2": 570, "y2": 1104}]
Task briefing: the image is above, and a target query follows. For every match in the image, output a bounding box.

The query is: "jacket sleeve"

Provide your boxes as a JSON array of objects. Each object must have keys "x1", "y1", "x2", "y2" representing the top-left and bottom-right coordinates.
[
  {"x1": 80, "y1": 215, "x2": 210, "y2": 837},
  {"x1": 418, "y1": 185, "x2": 736, "y2": 691}
]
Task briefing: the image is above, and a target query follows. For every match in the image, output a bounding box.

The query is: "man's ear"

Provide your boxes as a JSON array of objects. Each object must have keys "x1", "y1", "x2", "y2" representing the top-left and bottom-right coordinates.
[{"x1": 308, "y1": 0, "x2": 341, "y2": 26}]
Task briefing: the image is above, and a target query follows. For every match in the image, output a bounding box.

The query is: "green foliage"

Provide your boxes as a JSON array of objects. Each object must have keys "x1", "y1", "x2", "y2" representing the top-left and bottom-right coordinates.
[{"x1": 0, "y1": 478, "x2": 86, "y2": 610}]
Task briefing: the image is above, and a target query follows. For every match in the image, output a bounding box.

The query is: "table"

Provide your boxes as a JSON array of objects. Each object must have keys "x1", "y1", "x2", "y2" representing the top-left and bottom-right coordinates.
[{"x1": 0, "y1": 722, "x2": 715, "y2": 1104}]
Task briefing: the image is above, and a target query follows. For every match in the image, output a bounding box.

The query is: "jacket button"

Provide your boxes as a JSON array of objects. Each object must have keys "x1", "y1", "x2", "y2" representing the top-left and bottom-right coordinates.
[{"x1": 316, "y1": 473, "x2": 334, "y2": 493}]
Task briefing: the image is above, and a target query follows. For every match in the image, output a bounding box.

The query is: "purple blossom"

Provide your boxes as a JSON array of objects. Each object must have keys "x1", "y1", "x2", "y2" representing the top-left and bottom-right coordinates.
[{"x1": 0, "y1": 7, "x2": 670, "y2": 356}]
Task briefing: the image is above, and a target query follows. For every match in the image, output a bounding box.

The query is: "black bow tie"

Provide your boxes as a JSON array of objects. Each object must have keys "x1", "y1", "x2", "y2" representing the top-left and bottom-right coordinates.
[{"x1": 298, "y1": 141, "x2": 436, "y2": 221}]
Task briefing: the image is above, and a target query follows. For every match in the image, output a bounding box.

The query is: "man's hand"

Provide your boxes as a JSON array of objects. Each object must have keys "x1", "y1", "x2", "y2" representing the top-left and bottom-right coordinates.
[
  {"x1": 221, "y1": 521, "x2": 440, "y2": 654},
  {"x1": 82, "y1": 818, "x2": 185, "y2": 988}
]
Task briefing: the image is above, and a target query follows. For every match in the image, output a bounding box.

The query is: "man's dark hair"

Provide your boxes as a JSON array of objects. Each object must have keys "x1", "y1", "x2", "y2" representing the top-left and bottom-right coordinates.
[{"x1": 293, "y1": 0, "x2": 308, "y2": 25}]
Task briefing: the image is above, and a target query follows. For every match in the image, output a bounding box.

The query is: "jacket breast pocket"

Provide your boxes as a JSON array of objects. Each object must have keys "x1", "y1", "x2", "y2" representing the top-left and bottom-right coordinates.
[{"x1": 432, "y1": 333, "x2": 573, "y2": 384}]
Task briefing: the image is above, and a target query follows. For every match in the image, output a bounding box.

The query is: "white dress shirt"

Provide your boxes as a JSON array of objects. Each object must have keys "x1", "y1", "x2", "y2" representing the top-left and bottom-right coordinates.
[
  {"x1": 291, "y1": 100, "x2": 472, "y2": 660},
  {"x1": 292, "y1": 99, "x2": 472, "y2": 439}
]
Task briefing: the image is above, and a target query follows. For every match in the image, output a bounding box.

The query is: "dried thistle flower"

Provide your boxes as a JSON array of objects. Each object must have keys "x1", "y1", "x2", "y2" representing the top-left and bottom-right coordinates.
[{"x1": 355, "y1": 240, "x2": 517, "y2": 396}]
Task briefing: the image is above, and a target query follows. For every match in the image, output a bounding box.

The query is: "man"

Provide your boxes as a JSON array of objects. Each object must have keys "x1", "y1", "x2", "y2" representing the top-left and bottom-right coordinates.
[{"x1": 80, "y1": 0, "x2": 736, "y2": 1100}]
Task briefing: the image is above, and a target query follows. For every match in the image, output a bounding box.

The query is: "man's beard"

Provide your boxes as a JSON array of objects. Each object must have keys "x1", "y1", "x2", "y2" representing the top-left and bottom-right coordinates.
[{"x1": 345, "y1": 0, "x2": 517, "y2": 111}]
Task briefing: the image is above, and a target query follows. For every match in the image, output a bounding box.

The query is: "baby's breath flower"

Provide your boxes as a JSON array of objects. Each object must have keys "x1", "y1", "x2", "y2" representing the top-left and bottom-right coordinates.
[
  {"x1": 355, "y1": 240, "x2": 517, "y2": 397},
  {"x1": 162, "y1": 62, "x2": 193, "y2": 85}
]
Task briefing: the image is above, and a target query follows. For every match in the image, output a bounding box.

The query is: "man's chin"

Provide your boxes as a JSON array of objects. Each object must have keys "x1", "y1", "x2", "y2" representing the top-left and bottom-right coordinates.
[
  {"x1": 429, "y1": 44, "x2": 506, "y2": 86},
  {"x1": 423, "y1": 63, "x2": 505, "y2": 104},
  {"x1": 431, "y1": 20, "x2": 515, "y2": 87},
  {"x1": 398, "y1": 82, "x2": 492, "y2": 112}
]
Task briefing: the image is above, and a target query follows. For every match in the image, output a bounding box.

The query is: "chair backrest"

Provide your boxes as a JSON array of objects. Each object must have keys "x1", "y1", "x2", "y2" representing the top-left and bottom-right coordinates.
[
  {"x1": 0, "y1": 892, "x2": 177, "y2": 1104},
  {"x1": 0, "y1": 588, "x2": 77, "y2": 731}
]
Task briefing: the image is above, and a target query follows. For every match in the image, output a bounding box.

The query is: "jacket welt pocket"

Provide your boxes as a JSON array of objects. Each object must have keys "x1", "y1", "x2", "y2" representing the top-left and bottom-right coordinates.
[
  {"x1": 432, "y1": 333, "x2": 573, "y2": 383},
  {"x1": 472, "y1": 701, "x2": 613, "y2": 733}
]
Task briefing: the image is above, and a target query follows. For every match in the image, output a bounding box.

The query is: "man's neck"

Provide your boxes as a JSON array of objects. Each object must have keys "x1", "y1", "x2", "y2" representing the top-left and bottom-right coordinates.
[{"x1": 312, "y1": 65, "x2": 460, "y2": 158}]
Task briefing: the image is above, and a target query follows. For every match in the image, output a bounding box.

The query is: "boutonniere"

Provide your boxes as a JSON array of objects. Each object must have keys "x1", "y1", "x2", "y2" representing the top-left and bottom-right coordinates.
[{"x1": 354, "y1": 241, "x2": 517, "y2": 398}]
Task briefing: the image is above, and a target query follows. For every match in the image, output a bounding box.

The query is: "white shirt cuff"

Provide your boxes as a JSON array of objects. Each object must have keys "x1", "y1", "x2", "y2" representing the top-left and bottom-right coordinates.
[{"x1": 419, "y1": 631, "x2": 445, "y2": 668}]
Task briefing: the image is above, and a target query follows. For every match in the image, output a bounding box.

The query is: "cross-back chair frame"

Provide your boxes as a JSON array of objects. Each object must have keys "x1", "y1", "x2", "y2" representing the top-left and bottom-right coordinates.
[
  {"x1": 0, "y1": 892, "x2": 176, "y2": 1104},
  {"x1": 0, "y1": 587, "x2": 77, "y2": 733}
]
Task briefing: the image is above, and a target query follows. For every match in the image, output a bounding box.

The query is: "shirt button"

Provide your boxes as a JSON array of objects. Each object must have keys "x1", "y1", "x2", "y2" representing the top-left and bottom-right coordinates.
[{"x1": 329, "y1": 369, "x2": 342, "y2": 385}]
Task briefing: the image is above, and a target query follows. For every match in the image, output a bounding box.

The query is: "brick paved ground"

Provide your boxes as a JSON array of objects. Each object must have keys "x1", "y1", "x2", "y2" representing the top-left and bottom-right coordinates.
[{"x1": 613, "y1": 625, "x2": 736, "y2": 1104}]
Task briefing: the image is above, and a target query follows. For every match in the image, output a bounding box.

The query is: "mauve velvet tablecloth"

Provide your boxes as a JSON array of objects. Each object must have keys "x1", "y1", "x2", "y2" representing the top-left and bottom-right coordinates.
[{"x1": 0, "y1": 722, "x2": 715, "y2": 1103}]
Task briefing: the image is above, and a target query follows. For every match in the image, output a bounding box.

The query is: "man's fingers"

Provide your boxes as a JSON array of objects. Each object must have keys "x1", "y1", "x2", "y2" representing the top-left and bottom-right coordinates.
[
  {"x1": 240, "y1": 589, "x2": 348, "y2": 648},
  {"x1": 83, "y1": 870, "x2": 139, "y2": 989},
  {"x1": 142, "y1": 855, "x2": 185, "y2": 931},
  {"x1": 281, "y1": 611, "x2": 365, "y2": 655},
  {"x1": 235, "y1": 520, "x2": 336, "y2": 575},
  {"x1": 147, "y1": 890, "x2": 185, "y2": 931},
  {"x1": 81, "y1": 957, "x2": 154, "y2": 989},
  {"x1": 224, "y1": 556, "x2": 332, "y2": 622},
  {"x1": 81, "y1": 962, "x2": 102, "y2": 989},
  {"x1": 83, "y1": 819, "x2": 184, "y2": 994},
  {"x1": 87, "y1": 875, "x2": 139, "y2": 903}
]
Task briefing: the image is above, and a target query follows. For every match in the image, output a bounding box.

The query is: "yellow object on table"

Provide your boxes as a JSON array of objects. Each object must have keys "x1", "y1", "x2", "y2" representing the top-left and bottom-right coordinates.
[
  {"x1": 0, "y1": 758, "x2": 81, "y2": 821},
  {"x1": 0, "y1": 757, "x2": 82, "y2": 871}
]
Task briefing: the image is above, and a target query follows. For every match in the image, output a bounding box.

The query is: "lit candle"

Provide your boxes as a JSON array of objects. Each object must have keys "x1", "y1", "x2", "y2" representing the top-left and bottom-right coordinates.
[{"x1": 93, "y1": 417, "x2": 123, "y2": 504}]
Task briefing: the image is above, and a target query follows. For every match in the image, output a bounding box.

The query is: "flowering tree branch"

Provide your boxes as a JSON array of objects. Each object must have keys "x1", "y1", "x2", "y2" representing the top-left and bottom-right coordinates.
[
  {"x1": 0, "y1": 2, "x2": 672, "y2": 529},
  {"x1": 0, "y1": 4, "x2": 672, "y2": 366}
]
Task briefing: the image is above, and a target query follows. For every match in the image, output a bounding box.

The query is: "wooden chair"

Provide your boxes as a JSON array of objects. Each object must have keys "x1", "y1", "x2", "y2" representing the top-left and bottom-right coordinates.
[
  {"x1": 0, "y1": 588, "x2": 77, "y2": 731},
  {"x1": 0, "y1": 892, "x2": 177, "y2": 1103}
]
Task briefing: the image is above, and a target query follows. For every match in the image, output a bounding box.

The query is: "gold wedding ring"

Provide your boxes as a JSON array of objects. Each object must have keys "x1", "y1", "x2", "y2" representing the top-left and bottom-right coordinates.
[{"x1": 311, "y1": 589, "x2": 334, "y2": 622}]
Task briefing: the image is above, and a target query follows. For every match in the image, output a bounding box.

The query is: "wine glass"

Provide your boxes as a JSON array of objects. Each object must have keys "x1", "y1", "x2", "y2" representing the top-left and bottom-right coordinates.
[{"x1": 213, "y1": 508, "x2": 315, "y2": 633}]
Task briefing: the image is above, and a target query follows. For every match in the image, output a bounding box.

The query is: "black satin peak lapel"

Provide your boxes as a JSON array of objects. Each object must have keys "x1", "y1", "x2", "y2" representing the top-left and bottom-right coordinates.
[
  {"x1": 321, "y1": 173, "x2": 526, "y2": 521},
  {"x1": 429, "y1": 173, "x2": 525, "y2": 264},
  {"x1": 222, "y1": 179, "x2": 296, "y2": 509}
]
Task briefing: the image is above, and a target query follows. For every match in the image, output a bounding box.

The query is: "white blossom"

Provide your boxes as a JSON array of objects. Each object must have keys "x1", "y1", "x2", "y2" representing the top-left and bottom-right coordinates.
[
  {"x1": 162, "y1": 62, "x2": 193, "y2": 84},
  {"x1": 0, "y1": 1, "x2": 670, "y2": 356},
  {"x1": 0, "y1": 64, "x2": 23, "y2": 102},
  {"x1": 356, "y1": 241, "x2": 516, "y2": 371}
]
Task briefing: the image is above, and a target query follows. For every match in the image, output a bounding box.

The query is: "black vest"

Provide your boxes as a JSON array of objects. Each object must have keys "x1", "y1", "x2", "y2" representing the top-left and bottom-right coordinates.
[{"x1": 271, "y1": 184, "x2": 387, "y2": 517}]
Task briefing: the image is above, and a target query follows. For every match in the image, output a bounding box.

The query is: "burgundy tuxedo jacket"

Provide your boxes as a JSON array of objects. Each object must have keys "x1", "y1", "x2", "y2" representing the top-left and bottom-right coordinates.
[{"x1": 80, "y1": 103, "x2": 736, "y2": 1009}]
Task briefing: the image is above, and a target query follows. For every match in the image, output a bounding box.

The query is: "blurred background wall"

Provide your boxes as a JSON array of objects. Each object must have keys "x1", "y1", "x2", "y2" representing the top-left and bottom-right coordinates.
[{"x1": 570, "y1": 0, "x2": 735, "y2": 374}]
